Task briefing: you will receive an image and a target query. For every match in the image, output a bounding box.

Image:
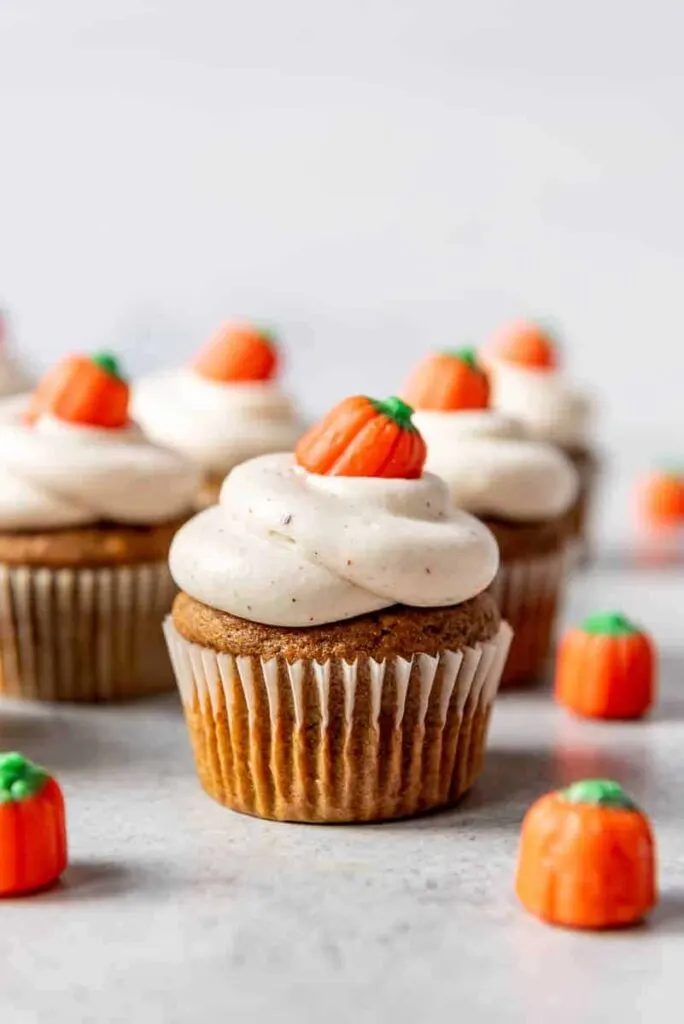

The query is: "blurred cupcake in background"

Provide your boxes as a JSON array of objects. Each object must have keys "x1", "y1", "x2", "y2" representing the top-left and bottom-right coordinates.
[
  {"x1": 165, "y1": 394, "x2": 512, "y2": 822},
  {"x1": 404, "y1": 348, "x2": 578, "y2": 686},
  {"x1": 0, "y1": 351, "x2": 199, "y2": 702},
  {"x1": 482, "y1": 320, "x2": 598, "y2": 563},
  {"x1": 132, "y1": 322, "x2": 304, "y2": 509},
  {"x1": 0, "y1": 308, "x2": 34, "y2": 418}
]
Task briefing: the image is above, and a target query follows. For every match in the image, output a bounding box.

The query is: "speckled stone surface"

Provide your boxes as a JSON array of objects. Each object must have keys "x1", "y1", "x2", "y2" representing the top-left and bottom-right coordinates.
[{"x1": 0, "y1": 559, "x2": 681, "y2": 1023}]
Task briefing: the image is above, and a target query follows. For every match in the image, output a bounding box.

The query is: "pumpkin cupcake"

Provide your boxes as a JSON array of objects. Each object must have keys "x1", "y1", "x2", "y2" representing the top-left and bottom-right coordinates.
[
  {"x1": 0, "y1": 309, "x2": 33, "y2": 417},
  {"x1": 164, "y1": 395, "x2": 512, "y2": 823},
  {"x1": 0, "y1": 351, "x2": 200, "y2": 702},
  {"x1": 132, "y1": 322, "x2": 303, "y2": 509},
  {"x1": 483, "y1": 320, "x2": 598, "y2": 563},
  {"x1": 404, "y1": 349, "x2": 578, "y2": 686}
]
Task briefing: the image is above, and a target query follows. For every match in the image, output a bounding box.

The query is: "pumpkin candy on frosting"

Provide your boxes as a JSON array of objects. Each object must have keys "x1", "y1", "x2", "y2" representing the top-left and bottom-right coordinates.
[
  {"x1": 402, "y1": 348, "x2": 490, "y2": 412},
  {"x1": 295, "y1": 395, "x2": 427, "y2": 479},
  {"x1": 487, "y1": 319, "x2": 559, "y2": 371},
  {"x1": 193, "y1": 323, "x2": 279, "y2": 383},
  {"x1": 25, "y1": 351, "x2": 130, "y2": 429}
]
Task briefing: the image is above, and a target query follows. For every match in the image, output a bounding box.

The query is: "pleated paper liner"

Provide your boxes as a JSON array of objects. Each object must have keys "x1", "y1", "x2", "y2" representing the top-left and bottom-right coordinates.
[
  {"x1": 491, "y1": 549, "x2": 566, "y2": 687},
  {"x1": 0, "y1": 562, "x2": 178, "y2": 701},
  {"x1": 164, "y1": 618, "x2": 513, "y2": 823}
]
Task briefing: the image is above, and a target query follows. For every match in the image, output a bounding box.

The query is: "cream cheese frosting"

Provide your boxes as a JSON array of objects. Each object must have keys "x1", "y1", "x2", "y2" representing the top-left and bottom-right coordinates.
[
  {"x1": 0, "y1": 414, "x2": 201, "y2": 530},
  {"x1": 169, "y1": 452, "x2": 500, "y2": 627},
  {"x1": 132, "y1": 368, "x2": 302, "y2": 477},
  {"x1": 413, "y1": 410, "x2": 579, "y2": 521},
  {"x1": 485, "y1": 359, "x2": 594, "y2": 449}
]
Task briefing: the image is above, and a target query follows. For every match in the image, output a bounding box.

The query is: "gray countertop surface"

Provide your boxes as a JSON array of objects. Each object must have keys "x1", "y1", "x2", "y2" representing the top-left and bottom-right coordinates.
[{"x1": 0, "y1": 553, "x2": 682, "y2": 1023}]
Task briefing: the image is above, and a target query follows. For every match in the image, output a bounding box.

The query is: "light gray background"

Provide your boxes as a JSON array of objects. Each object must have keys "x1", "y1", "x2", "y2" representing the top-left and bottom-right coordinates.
[{"x1": 1, "y1": 0, "x2": 683, "y2": 436}]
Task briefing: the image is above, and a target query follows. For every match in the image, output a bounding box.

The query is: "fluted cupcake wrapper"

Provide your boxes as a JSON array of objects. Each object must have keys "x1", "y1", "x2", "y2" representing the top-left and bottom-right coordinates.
[
  {"x1": 164, "y1": 619, "x2": 513, "y2": 824},
  {"x1": 491, "y1": 549, "x2": 567, "y2": 687},
  {"x1": 0, "y1": 562, "x2": 177, "y2": 702}
]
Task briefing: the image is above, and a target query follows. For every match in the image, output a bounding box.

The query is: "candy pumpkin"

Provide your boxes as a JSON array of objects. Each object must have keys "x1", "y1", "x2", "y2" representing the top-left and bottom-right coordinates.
[
  {"x1": 402, "y1": 348, "x2": 490, "y2": 411},
  {"x1": 0, "y1": 752, "x2": 67, "y2": 896},
  {"x1": 193, "y1": 323, "x2": 279, "y2": 382},
  {"x1": 554, "y1": 611, "x2": 655, "y2": 720},
  {"x1": 638, "y1": 469, "x2": 684, "y2": 527},
  {"x1": 295, "y1": 395, "x2": 427, "y2": 478},
  {"x1": 488, "y1": 319, "x2": 558, "y2": 370},
  {"x1": 515, "y1": 779, "x2": 657, "y2": 929},
  {"x1": 25, "y1": 351, "x2": 129, "y2": 429}
]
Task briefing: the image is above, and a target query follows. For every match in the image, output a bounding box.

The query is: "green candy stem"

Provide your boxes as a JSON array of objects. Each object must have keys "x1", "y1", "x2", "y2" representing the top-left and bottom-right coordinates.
[
  {"x1": 561, "y1": 779, "x2": 639, "y2": 812},
  {"x1": 91, "y1": 351, "x2": 126, "y2": 381},
  {"x1": 0, "y1": 752, "x2": 49, "y2": 804},
  {"x1": 371, "y1": 396, "x2": 417, "y2": 431},
  {"x1": 443, "y1": 346, "x2": 482, "y2": 372},
  {"x1": 581, "y1": 611, "x2": 640, "y2": 637}
]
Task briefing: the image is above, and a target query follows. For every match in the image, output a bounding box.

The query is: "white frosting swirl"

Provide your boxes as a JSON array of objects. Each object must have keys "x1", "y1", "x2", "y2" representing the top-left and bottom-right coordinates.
[
  {"x1": 132, "y1": 368, "x2": 303, "y2": 476},
  {"x1": 486, "y1": 359, "x2": 594, "y2": 448},
  {"x1": 0, "y1": 415, "x2": 201, "y2": 530},
  {"x1": 413, "y1": 410, "x2": 579, "y2": 521},
  {"x1": 169, "y1": 452, "x2": 499, "y2": 627}
]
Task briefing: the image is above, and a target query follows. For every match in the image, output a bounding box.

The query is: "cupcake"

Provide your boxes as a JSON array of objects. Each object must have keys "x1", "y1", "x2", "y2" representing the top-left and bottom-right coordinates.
[
  {"x1": 0, "y1": 351, "x2": 200, "y2": 702},
  {"x1": 133, "y1": 322, "x2": 303, "y2": 509},
  {"x1": 483, "y1": 320, "x2": 598, "y2": 562},
  {"x1": 404, "y1": 349, "x2": 578, "y2": 687},
  {"x1": 0, "y1": 309, "x2": 33, "y2": 416},
  {"x1": 164, "y1": 395, "x2": 512, "y2": 823}
]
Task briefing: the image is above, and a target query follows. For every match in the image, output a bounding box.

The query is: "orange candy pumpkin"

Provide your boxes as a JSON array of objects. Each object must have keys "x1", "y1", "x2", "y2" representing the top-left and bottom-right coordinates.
[
  {"x1": 516, "y1": 779, "x2": 657, "y2": 929},
  {"x1": 25, "y1": 352, "x2": 129, "y2": 429},
  {"x1": 638, "y1": 469, "x2": 684, "y2": 527},
  {"x1": 488, "y1": 319, "x2": 558, "y2": 371},
  {"x1": 402, "y1": 348, "x2": 490, "y2": 411},
  {"x1": 194, "y1": 323, "x2": 279, "y2": 383},
  {"x1": 295, "y1": 395, "x2": 427, "y2": 479},
  {"x1": 0, "y1": 752, "x2": 67, "y2": 896},
  {"x1": 554, "y1": 611, "x2": 655, "y2": 720}
]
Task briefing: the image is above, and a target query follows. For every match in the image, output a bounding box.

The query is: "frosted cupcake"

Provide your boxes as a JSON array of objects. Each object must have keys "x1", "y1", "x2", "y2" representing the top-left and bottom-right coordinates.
[
  {"x1": 133, "y1": 322, "x2": 303, "y2": 509},
  {"x1": 483, "y1": 321, "x2": 597, "y2": 562},
  {"x1": 0, "y1": 309, "x2": 34, "y2": 417},
  {"x1": 404, "y1": 349, "x2": 578, "y2": 686},
  {"x1": 164, "y1": 395, "x2": 512, "y2": 823},
  {"x1": 0, "y1": 352, "x2": 200, "y2": 701}
]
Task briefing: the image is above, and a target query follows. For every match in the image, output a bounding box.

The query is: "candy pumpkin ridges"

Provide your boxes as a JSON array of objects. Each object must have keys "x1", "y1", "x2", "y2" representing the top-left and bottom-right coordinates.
[
  {"x1": 295, "y1": 395, "x2": 427, "y2": 479},
  {"x1": 193, "y1": 323, "x2": 279, "y2": 382},
  {"x1": 554, "y1": 610, "x2": 655, "y2": 720},
  {"x1": 515, "y1": 779, "x2": 657, "y2": 929},
  {"x1": 489, "y1": 319, "x2": 558, "y2": 370},
  {"x1": 402, "y1": 348, "x2": 490, "y2": 411},
  {"x1": 0, "y1": 752, "x2": 67, "y2": 896},
  {"x1": 25, "y1": 351, "x2": 130, "y2": 429}
]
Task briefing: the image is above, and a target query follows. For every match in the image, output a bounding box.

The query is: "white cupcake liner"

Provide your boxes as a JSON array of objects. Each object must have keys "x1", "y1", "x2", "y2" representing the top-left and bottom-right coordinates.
[
  {"x1": 490, "y1": 548, "x2": 566, "y2": 686},
  {"x1": 0, "y1": 562, "x2": 177, "y2": 701},
  {"x1": 164, "y1": 618, "x2": 513, "y2": 823}
]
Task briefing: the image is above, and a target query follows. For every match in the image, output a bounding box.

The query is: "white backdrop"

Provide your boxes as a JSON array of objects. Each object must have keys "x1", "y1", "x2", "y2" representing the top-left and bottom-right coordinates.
[{"x1": 1, "y1": 0, "x2": 683, "y2": 435}]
